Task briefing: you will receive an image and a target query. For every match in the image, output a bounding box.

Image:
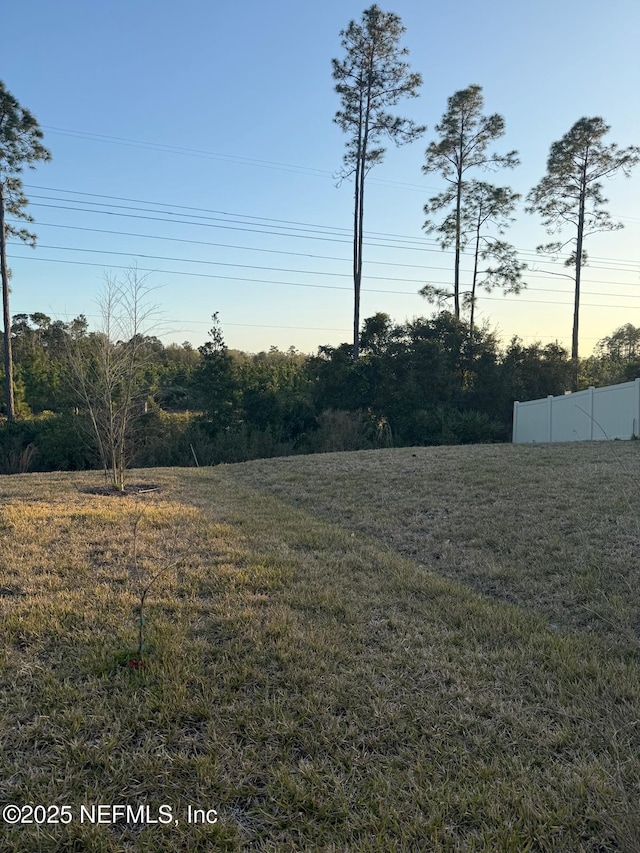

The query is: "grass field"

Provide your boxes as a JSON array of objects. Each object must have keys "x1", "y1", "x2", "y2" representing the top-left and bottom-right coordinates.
[{"x1": 0, "y1": 442, "x2": 639, "y2": 851}]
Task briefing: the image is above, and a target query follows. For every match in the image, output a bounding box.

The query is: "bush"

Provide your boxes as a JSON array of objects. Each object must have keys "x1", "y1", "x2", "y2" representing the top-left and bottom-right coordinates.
[
  {"x1": 133, "y1": 408, "x2": 195, "y2": 468},
  {"x1": 300, "y1": 410, "x2": 378, "y2": 453},
  {"x1": 396, "y1": 406, "x2": 507, "y2": 446},
  {"x1": 454, "y1": 409, "x2": 509, "y2": 444},
  {"x1": 0, "y1": 413, "x2": 96, "y2": 474}
]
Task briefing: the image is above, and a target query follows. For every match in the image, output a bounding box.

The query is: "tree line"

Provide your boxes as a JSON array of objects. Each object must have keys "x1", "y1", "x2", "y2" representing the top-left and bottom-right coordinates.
[{"x1": 1, "y1": 300, "x2": 639, "y2": 478}]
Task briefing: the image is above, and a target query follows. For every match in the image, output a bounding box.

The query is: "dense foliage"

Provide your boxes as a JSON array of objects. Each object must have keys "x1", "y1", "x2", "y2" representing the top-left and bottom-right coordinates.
[{"x1": 1, "y1": 309, "x2": 636, "y2": 474}]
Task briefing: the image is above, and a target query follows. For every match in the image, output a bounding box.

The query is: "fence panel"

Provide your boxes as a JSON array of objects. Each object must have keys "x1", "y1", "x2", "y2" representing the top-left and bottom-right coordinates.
[
  {"x1": 592, "y1": 381, "x2": 638, "y2": 440},
  {"x1": 551, "y1": 389, "x2": 592, "y2": 442},
  {"x1": 512, "y1": 397, "x2": 550, "y2": 443},
  {"x1": 513, "y1": 379, "x2": 640, "y2": 443}
]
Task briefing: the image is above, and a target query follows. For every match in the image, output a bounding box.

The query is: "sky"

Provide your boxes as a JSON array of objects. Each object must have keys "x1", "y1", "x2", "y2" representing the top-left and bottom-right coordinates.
[{"x1": 2, "y1": 0, "x2": 639, "y2": 356}]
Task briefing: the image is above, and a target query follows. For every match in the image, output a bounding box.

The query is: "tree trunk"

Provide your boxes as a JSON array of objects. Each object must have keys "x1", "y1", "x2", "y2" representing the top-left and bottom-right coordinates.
[
  {"x1": 352, "y1": 154, "x2": 362, "y2": 361},
  {"x1": 354, "y1": 151, "x2": 366, "y2": 361},
  {"x1": 454, "y1": 177, "x2": 462, "y2": 321},
  {"x1": 352, "y1": 88, "x2": 371, "y2": 361},
  {"x1": 453, "y1": 129, "x2": 464, "y2": 321},
  {"x1": 572, "y1": 156, "x2": 588, "y2": 391},
  {"x1": 0, "y1": 182, "x2": 15, "y2": 421},
  {"x1": 469, "y1": 223, "x2": 481, "y2": 343}
]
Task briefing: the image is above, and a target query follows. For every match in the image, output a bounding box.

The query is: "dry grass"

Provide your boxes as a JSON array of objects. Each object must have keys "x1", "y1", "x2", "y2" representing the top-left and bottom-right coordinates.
[
  {"x1": 227, "y1": 442, "x2": 640, "y2": 643},
  {"x1": 0, "y1": 444, "x2": 638, "y2": 851}
]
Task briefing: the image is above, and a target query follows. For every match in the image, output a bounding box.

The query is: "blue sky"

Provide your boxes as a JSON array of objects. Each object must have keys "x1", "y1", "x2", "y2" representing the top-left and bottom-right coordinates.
[{"x1": 3, "y1": 0, "x2": 639, "y2": 355}]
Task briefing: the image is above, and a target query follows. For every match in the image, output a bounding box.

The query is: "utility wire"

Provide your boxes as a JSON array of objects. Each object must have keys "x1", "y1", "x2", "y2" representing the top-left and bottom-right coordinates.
[
  {"x1": 21, "y1": 187, "x2": 640, "y2": 269},
  {"x1": 27, "y1": 193, "x2": 361, "y2": 238},
  {"x1": 9, "y1": 239, "x2": 640, "y2": 295},
  {"x1": 15, "y1": 219, "x2": 449, "y2": 269},
  {"x1": 36, "y1": 129, "x2": 640, "y2": 219},
  {"x1": 16, "y1": 220, "x2": 639, "y2": 284},
  {"x1": 24, "y1": 183, "x2": 640, "y2": 254},
  {"x1": 10, "y1": 254, "x2": 640, "y2": 310},
  {"x1": 23, "y1": 201, "x2": 640, "y2": 273},
  {"x1": 10, "y1": 242, "x2": 454, "y2": 284},
  {"x1": 24, "y1": 184, "x2": 417, "y2": 239},
  {"x1": 38, "y1": 127, "x2": 443, "y2": 193},
  {"x1": 27, "y1": 202, "x2": 449, "y2": 250},
  {"x1": 13, "y1": 171, "x2": 637, "y2": 350},
  {"x1": 5, "y1": 254, "x2": 441, "y2": 293},
  {"x1": 41, "y1": 127, "x2": 336, "y2": 176}
]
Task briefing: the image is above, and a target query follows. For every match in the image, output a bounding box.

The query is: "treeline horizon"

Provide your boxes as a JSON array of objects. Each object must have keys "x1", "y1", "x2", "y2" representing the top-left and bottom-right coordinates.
[{"x1": 1, "y1": 307, "x2": 639, "y2": 476}]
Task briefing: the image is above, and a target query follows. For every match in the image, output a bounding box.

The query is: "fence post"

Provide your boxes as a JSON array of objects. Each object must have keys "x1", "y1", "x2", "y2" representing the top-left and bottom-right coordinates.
[
  {"x1": 513, "y1": 401, "x2": 519, "y2": 442},
  {"x1": 589, "y1": 386, "x2": 595, "y2": 440},
  {"x1": 547, "y1": 395, "x2": 553, "y2": 442},
  {"x1": 635, "y1": 378, "x2": 640, "y2": 439}
]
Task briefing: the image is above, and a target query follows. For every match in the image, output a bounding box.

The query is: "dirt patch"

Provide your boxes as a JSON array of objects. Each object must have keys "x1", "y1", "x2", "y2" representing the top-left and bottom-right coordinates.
[{"x1": 80, "y1": 482, "x2": 163, "y2": 497}]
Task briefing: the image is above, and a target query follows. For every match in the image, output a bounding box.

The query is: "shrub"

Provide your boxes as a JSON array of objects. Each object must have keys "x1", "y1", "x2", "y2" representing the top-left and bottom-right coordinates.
[
  {"x1": 397, "y1": 405, "x2": 506, "y2": 446},
  {"x1": 133, "y1": 408, "x2": 195, "y2": 468},
  {"x1": 0, "y1": 413, "x2": 95, "y2": 474},
  {"x1": 301, "y1": 410, "x2": 378, "y2": 453}
]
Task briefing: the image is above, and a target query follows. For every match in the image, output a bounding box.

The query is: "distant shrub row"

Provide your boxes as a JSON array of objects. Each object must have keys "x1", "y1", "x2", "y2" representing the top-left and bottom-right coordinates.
[{"x1": 0, "y1": 405, "x2": 507, "y2": 475}]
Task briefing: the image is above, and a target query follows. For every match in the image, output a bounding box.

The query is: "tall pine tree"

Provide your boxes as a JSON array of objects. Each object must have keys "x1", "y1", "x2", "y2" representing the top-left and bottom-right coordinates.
[
  {"x1": 423, "y1": 85, "x2": 518, "y2": 320},
  {"x1": 526, "y1": 117, "x2": 639, "y2": 389},
  {"x1": 0, "y1": 81, "x2": 51, "y2": 420},
  {"x1": 333, "y1": 5, "x2": 424, "y2": 359}
]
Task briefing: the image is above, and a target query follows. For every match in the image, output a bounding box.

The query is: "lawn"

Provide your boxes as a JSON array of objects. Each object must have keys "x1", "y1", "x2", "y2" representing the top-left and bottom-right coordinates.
[{"x1": 0, "y1": 442, "x2": 638, "y2": 851}]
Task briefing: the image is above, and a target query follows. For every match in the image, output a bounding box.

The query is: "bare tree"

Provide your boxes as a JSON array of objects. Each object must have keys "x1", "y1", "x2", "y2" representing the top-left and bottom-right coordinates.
[{"x1": 67, "y1": 267, "x2": 158, "y2": 491}]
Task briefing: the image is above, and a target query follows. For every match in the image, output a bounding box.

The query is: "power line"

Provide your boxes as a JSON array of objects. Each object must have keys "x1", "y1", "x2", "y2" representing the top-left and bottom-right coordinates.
[
  {"x1": 9, "y1": 239, "x2": 640, "y2": 295},
  {"x1": 19, "y1": 219, "x2": 640, "y2": 285},
  {"x1": 38, "y1": 127, "x2": 444, "y2": 193},
  {"x1": 41, "y1": 127, "x2": 336, "y2": 177},
  {"x1": 27, "y1": 193, "x2": 370, "y2": 239},
  {"x1": 23, "y1": 201, "x2": 640, "y2": 278},
  {"x1": 17, "y1": 219, "x2": 445, "y2": 269},
  {"x1": 5, "y1": 253, "x2": 437, "y2": 294},
  {"x1": 28, "y1": 201, "x2": 447, "y2": 251},
  {"x1": 11, "y1": 242, "x2": 452, "y2": 284},
  {"x1": 10, "y1": 254, "x2": 640, "y2": 310},
  {"x1": 36, "y1": 129, "x2": 640, "y2": 221},
  {"x1": 23, "y1": 184, "x2": 640, "y2": 266},
  {"x1": 8, "y1": 186, "x2": 638, "y2": 352},
  {"x1": 23, "y1": 184, "x2": 409, "y2": 239}
]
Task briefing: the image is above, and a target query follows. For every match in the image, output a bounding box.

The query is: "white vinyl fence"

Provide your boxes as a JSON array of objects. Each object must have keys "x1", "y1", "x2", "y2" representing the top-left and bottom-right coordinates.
[{"x1": 513, "y1": 378, "x2": 640, "y2": 443}]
